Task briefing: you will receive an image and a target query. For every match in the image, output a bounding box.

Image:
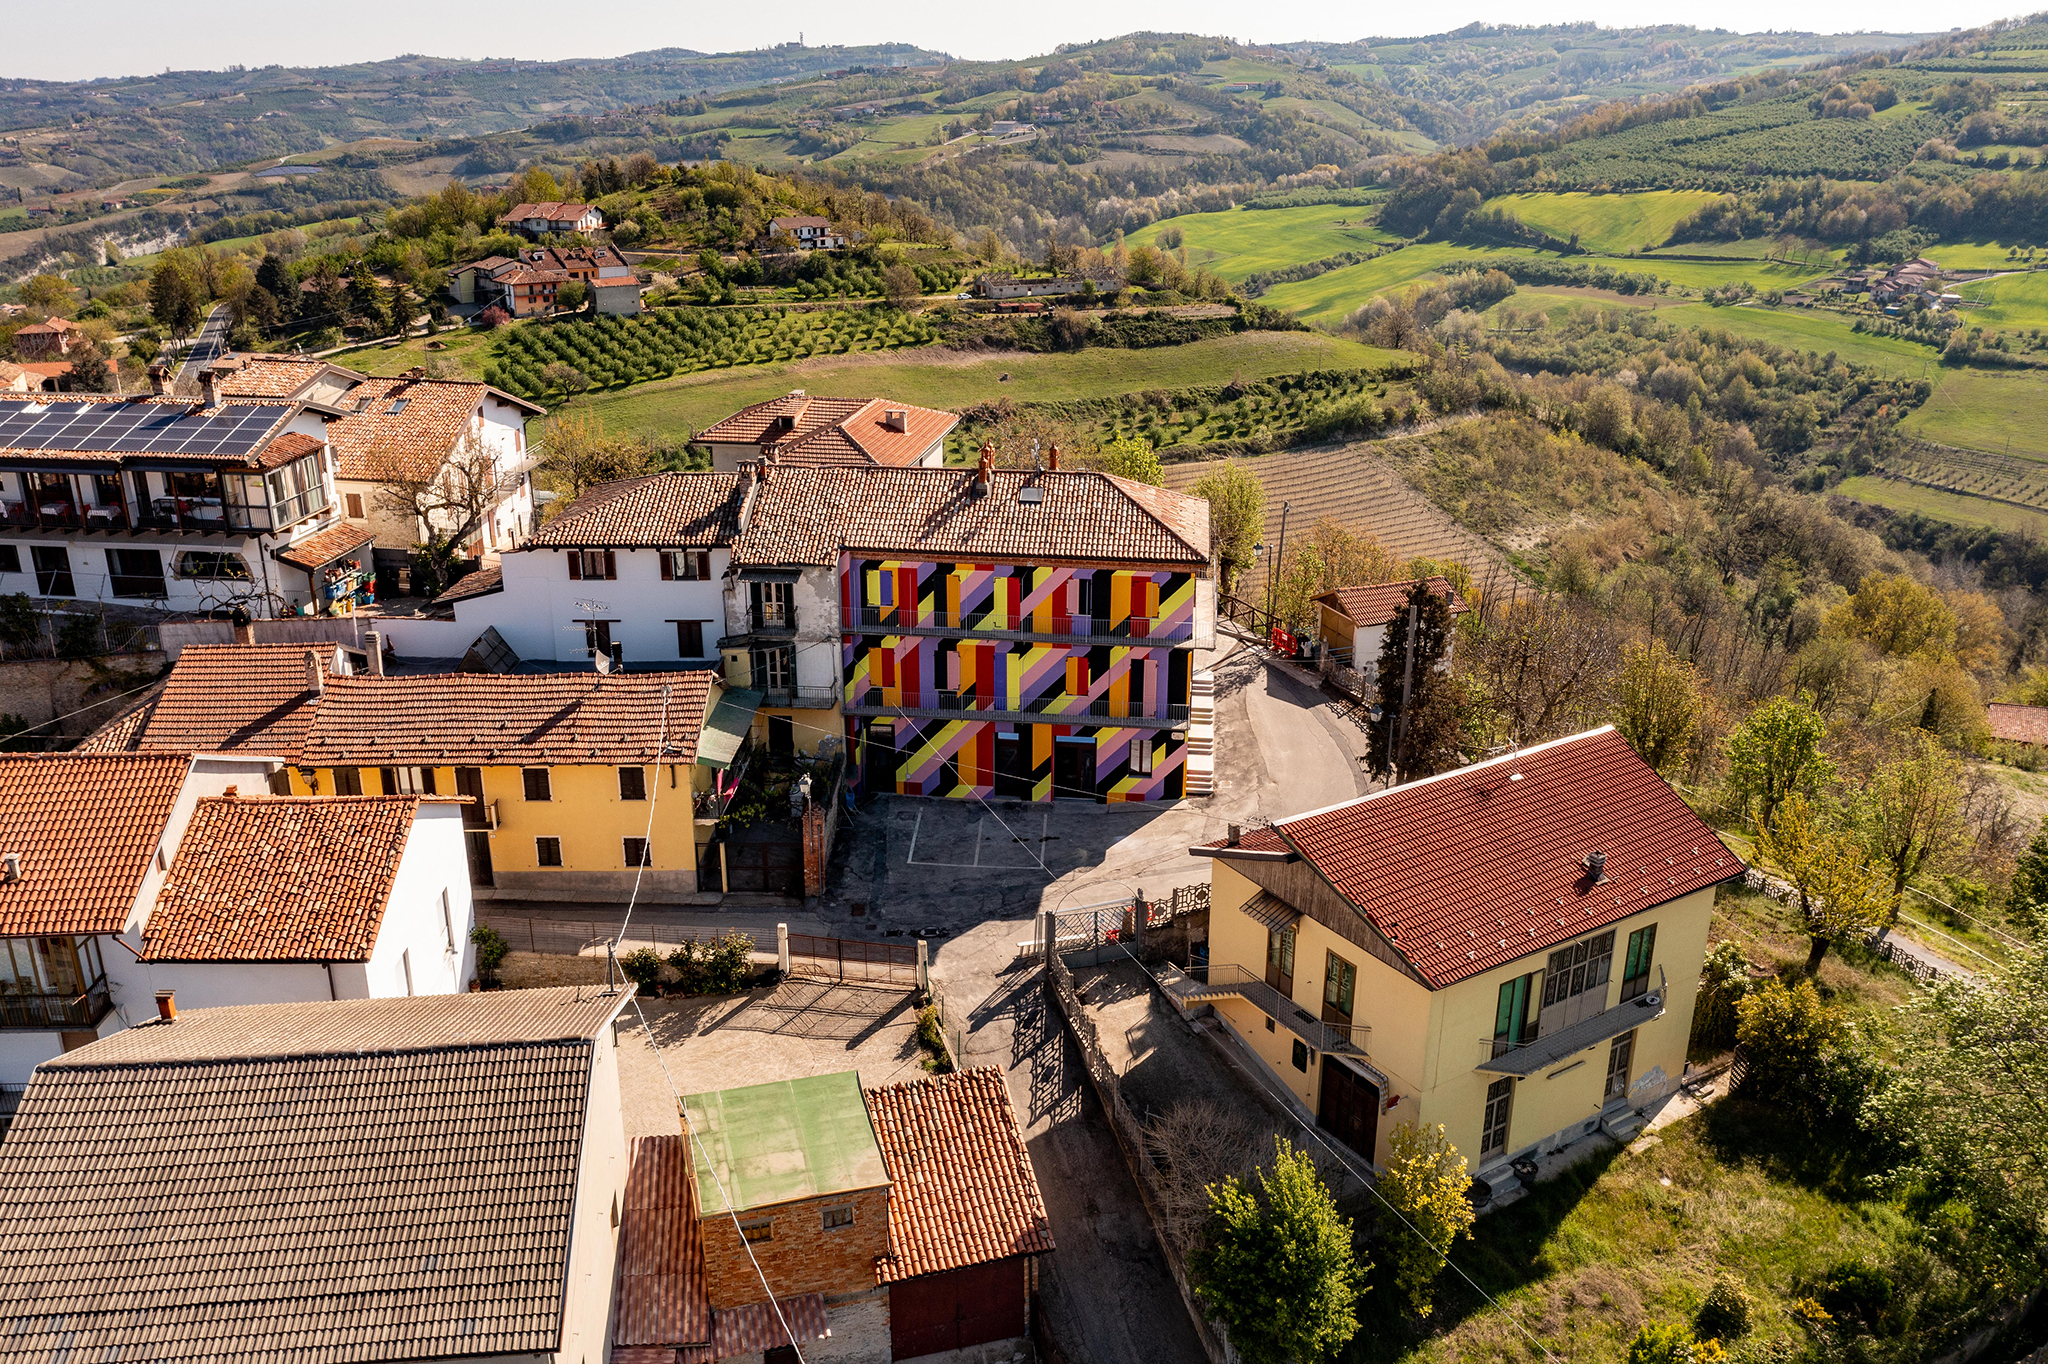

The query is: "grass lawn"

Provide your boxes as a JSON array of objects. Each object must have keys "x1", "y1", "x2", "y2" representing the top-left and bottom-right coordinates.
[
  {"x1": 1934, "y1": 241, "x2": 2042, "y2": 270},
  {"x1": 1951, "y1": 269, "x2": 2048, "y2": 331},
  {"x1": 1900, "y1": 364, "x2": 2048, "y2": 459},
  {"x1": 1484, "y1": 190, "x2": 1726, "y2": 254},
  {"x1": 328, "y1": 327, "x2": 500, "y2": 378},
  {"x1": 563, "y1": 332, "x2": 1403, "y2": 441},
  {"x1": 1126, "y1": 205, "x2": 1395, "y2": 282},
  {"x1": 1835, "y1": 475, "x2": 2048, "y2": 535}
]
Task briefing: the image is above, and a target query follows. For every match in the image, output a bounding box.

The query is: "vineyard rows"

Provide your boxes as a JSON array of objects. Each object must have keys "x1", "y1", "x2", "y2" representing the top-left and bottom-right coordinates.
[
  {"x1": 1880, "y1": 444, "x2": 2048, "y2": 510},
  {"x1": 482, "y1": 307, "x2": 938, "y2": 398}
]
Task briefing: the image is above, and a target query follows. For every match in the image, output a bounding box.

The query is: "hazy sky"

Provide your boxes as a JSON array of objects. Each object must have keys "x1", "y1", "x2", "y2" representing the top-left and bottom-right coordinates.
[{"x1": 3, "y1": 0, "x2": 2020, "y2": 82}]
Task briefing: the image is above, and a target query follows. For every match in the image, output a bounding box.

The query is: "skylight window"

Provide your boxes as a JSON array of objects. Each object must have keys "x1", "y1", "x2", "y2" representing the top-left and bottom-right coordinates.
[{"x1": 389, "y1": 399, "x2": 409, "y2": 415}]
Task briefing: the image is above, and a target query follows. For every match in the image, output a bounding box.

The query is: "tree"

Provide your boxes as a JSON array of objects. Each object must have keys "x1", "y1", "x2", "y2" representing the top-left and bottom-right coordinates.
[
  {"x1": 1752, "y1": 795, "x2": 1890, "y2": 974},
  {"x1": 369, "y1": 431, "x2": 509, "y2": 596},
  {"x1": 1463, "y1": 594, "x2": 1622, "y2": 745},
  {"x1": 554, "y1": 279, "x2": 589, "y2": 313},
  {"x1": 1736, "y1": 976, "x2": 1843, "y2": 1094},
  {"x1": 255, "y1": 253, "x2": 293, "y2": 302},
  {"x1": 1190, "y1": 460, "x2": 1264, "y2": 595},
  {"x1": 346, "y1": 261, "x2": 387, "y2": 333},
  {"x1": 1828, "y1": 572, "x2": 1957, "y2": 660},
  {"x1": 1374, "y1": 1122, "x2": 1476, "y2": 1317},
  {"x1": 1271, "y1": 520, "x2": 1405, "y2": 636},
  {"x1": 1191, "y1": 1137, "x2": 1364, "y2": 1364},
  {"x1": 469, "y1": 923, "x2": 509, "y2": 988},
  {"x1": 1856, "y1": 730, "x2": 1967, "y2": 909},
  {"x1": 65, "y1": 340, "x2": 111, "y2": 394},
  {"x1": 387, "y1": 281, "x2": 417, "y2": 335},
  {"x1": 2007, "y1": 824, "x2": 2048, "y2": 933},
  {"x1": 533, "y1": 408, "x2": 656, "y2": 507},
  {"x1": 148, "y1": 255, "x2": 204, "y2": 343},
  {"x1": 1369, "y1": 578, "x2": 1462, "y2": 781},
  {"x1": 18, "y1": 274, "x2": 75, "y2": 314},
  {"x1": 1612, "y1": 639, "x2": 1704, "y2": 775},
  {"x1": 881, "y1": 262, "x2": 921, "y2": 308},
  {"x1": 1091, "y1": 436, "x2": 1163, "y2": 486},
  {"x1": 1724, "y1": 693, "x2": 1833, "y2": 830}
]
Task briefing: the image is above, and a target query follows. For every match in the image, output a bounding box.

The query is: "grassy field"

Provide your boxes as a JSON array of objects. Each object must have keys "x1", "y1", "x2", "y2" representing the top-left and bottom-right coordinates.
[
  {"x1": 1655, "y1": 303, "x2": 1941, "y2": 371},
  {"x1": 1261, "y1": 244, "x2": 1552, "y2": 324},
  {"x1": 564, "y1": 331, "x2": 1402, "y2": 441},
  {"x1": 1836, "y1": 474, "x2": 2048, "y2": 534},
  {"x1": 1934, "y1": 242, "x2": 2042, "y2": 270},
  {"x1": 1900, "y1": 364, "x2": 2048, "y2": 458},
  {"x1": 1126, "y1": 205, "x2": 1395, "y2": 282},
  {"x1": 330, "y1": 328, "x2": 499, "y2": 378},
  {"x1": 1484, "y1": 190, "x2": 1725, "y2": 254},
  {"x1": 1640, "y1": 237, "x2": 1840, "y2": 266},
  {"x1": 1951, "y1": 269, "x2": 2048, "y2": 330},
  {"x1": 1640, "y1": 258, "x2": 1834, "y2": 293}
]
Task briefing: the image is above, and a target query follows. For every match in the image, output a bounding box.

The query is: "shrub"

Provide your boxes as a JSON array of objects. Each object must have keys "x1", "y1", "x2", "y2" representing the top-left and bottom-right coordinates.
[
  {"x1": 476, "y1": 305, "x2": 511, "y2": 329},
  {"x1": 915, "y1": 1005, "x2": 951, "y2": 1071},
  {"x1": 619, "y1": 947, "x2": 664, "y2": 991},
  {"x1": 1695, "y1": 1275, "x2": 1753, "y2": 1342},
  {"x1": 470, "y1": 924, "x2": 509, "y2": 988},
  {"x1": 1690, "y1": 940, "x2": 1752, "y2": 1052},
  {"x1": 1735, "y1": 977, "x2": 1840, "y2": 1094},
  {"x1": 1628, "y1": 1321, "x2": 1697, "y2": 1364}
]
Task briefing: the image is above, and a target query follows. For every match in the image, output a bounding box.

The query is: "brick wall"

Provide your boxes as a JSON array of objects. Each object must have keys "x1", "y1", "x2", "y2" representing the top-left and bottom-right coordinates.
[{"x1": 700, "y1": 1186, "x2": 893, "y2": 1309}]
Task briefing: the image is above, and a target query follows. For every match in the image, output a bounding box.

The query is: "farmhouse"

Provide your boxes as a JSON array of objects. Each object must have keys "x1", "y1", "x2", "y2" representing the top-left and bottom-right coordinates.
[
  {"x1": 448, "y1": 244, "x2": 637, "y2": 316},
  {"x1": 696, "y1": 390, "x2": 957, "y2": 471},
  {"x1": 767, "y1": 215, "x2": 848, "y2": 250},
  {"x1": 9, "y1": 316, "x2": 74, "y2": 360},
  {"x1": 1313, "y1": 575, "x2": 1468, "y2": 676}
]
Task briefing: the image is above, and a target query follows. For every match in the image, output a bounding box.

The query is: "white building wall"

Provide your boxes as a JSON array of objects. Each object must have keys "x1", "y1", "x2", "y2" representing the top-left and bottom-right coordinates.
[
  {"x1": 447, "y1": 545, "x2": 730, "y2": 666},
  {"x1": 556, "y1": 1011, "x2": 628, "y2": 1364},
  {"x1": 360, "y1": 802, "x2": 476, "y2": 997},
  {"x1": 0, "y1": 1032, "x2": 64, "y2": 1084}
]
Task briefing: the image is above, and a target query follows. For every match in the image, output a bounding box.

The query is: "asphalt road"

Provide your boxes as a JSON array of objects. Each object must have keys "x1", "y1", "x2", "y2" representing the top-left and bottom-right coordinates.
[{"x1": 175, "y1": 305, "x2": 229, "y2": 385}]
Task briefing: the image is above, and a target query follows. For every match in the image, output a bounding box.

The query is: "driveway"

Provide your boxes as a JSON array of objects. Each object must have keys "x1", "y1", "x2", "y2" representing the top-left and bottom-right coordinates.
[{"x1": 175, "y1": 304, "x2": 229, "y2": 383}]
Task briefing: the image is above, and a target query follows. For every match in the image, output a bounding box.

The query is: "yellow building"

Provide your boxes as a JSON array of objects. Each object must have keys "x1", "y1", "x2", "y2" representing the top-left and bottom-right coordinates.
[
  {"x1": 1180, "y1": 727, "x2": 1739, "y2": 1190},
  {"x1": 293, "y1": 668, "x2": 757, "y2": 901}
]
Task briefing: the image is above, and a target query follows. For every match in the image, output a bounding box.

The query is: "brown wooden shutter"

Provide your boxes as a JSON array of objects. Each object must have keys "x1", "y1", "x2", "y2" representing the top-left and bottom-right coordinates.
[
  {"x1": 659, "y1": 553, "x2": 674, "y2": 581},
  {"x1": 378, "y1": 768, "x2": 397, "y2": 795},
  {"x1": 696, "y1": 551, "x2": 711, "y2": 580},
  {"x1": 568, "y1": 552, "x2": 582, "y2": 581},
  {"x1": 604, "y1": 550, "x2": 617, "y2": 580}
]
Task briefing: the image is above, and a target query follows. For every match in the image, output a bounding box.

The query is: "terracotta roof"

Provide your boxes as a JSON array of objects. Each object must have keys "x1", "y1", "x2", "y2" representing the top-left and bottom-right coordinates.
[
  {"x1": 255, "y1": 429, "x2": 326, "y2": 470},
  {"x1": 321, "y1": 373, "x2": 498, "y2": 482},
  {"x1": 131, "y1": 643, "x2": 338, "y2": 760},
  {"x1": 13, "y1": 318, "x2": 74, "y2": 336},
  {"x1": 611, "y1": 1135, "x2": 708, "y2": 1350},
  {"x1": 0, "y1": 754, "x2": 190, "y2": 936},
  {"x1": 433, "y1": 561, "x2": 504, "y2": 605},
  {"x1": 73, "y1": 688, "x2": 162, "y2": 753},
  {"x1": 867, "y1": 1068, "x2": 1055, "y2": 1282},
  {"x1": 1315, "y1": 576, "x2": 1468, "y2": 628},
  {"x1": 529, "y1": 473, "x2": 744, "y2": 548},
  {"x1": 697, "y1": 394, "x2": 957, "y2": 468},
  {"x1": 503, "y1": 201, "x2": 597, "y2": 221},
  {"x1": 276, "y1": 519, "x2": 374, "y2": 570},
  {"x1": 301, "y1": 670, "x2": 715, "y2": 766},
  {"x1": 1211, "y1": 728, "x2": 1741, "y2": 988},
  {"x1": 139, "y1": 795, "x2": 420, "y2": 963},
  {"x1": 1988, "y1": 702, "x2": 2048, "y2": 746},
  {"x1": 208, "y1": 355, "x2": 365, "y2": 400},
  {"x1": 769, "y1": 216, "x2": 834, "y2": 230},
  {"x1": 0, "y1": 987, "x2": 627, "y2": 1364},
  {"x1": 733, "y1": 466, "x2": 1211, "y2": 568},
  {"x1": 17, "y1": 361, "x2": 71, "y2": 379}
]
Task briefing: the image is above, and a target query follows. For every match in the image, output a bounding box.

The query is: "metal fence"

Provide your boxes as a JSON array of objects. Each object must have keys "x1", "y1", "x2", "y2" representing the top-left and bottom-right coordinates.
[
  {"x1": 478, "y1": 914, "x2": 754, "y2": 958},
  {"x1": 786, "y1": 933, "x2": 917, "y2": 986}
]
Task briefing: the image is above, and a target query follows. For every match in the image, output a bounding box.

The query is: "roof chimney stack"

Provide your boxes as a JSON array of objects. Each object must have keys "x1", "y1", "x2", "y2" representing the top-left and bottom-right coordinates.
[
  {"x1": 1226, "y1": 824, "x2": 1241, "y2": 848},
  {"x1": 305, "y1": 650, "x2": 323, "y2": 698},
  {"x1": 364, "y1": 630, "x2": 386, "y2": 676},
  {"x1": 155, "y1": 990, "x2": 176, "y2": 1023},
  {"x1": 230, "y1": 604, "x2": 254, "y2": 647},
  {"x1": 883, "y1": 408, "x2": 908, "y2": 433},
  {"x1": 974, "y1": 442, "x2": 994, "y2": 498},
  {"x1": 0, "y1": 852, "x2": 21, "y2": 883},
  {"x1": 1047, "y1": 443, "x2": 1060, "y2": 472},
  {"x1": 146, "y1": 362, "x2": 170, "y2": 397},
  {"x1": 1583, "y1": 850, "x2": 1608, "y2": 883},
  {"x1": 199, "y1": 366, "x2": 221, "y2": 409}
]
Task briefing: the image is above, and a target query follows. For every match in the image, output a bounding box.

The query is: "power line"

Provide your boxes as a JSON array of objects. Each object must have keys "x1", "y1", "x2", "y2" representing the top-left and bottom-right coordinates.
[{"x1": 609, "y1": 682, "x2": 673, "y2": 954}]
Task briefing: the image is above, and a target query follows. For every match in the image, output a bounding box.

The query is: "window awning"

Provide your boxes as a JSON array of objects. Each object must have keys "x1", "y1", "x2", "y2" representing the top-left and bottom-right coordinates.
[
  {"x1": 1238, "y1": 890, "x2": 1301, "y2": 935},
  {"x1": 698, "y1": 688, "x2": 762, "y2": 770}
]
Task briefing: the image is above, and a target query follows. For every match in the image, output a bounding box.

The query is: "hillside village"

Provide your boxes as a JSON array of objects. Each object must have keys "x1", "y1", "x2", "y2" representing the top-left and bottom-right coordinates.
[{"x1": 3, "y1": 15, "x2": 2048, "y2": 1364}]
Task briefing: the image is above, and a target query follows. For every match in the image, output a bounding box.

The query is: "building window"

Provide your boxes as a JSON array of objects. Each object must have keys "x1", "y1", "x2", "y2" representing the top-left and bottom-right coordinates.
[
  {"x1": 624, "y1": 838, "x2": 651, "y2": 867},
  {"x1": 619, "y1": 766, "x2": 647, "y2": 801},
  {"x1": 174, "y1": 551, "x2": 250, "y2": 581},
  {"x1": 267, "y1": 453, "x2": 327, "y2": 526},
  {"x1": 569, "y1": 549, "x2": 616, "y2": 581},
  {"x1": 662, "y1": 550, "x2": 711, "y2": 581},
  {"x1": 0, "y1": 546, "x2": 18, "y2": 574},
  {"x1": 674, "y1": 620, "x2": 705, "y2": 657},
  {"x1": 380, "y1": 766, "x2": 436, "y2": 795},
  {"x1": 821, "y1": 1206, "x2": 854, "y2": 1231},
  {"x1": 1541, "y1": 929, "x2": 1616, "y2": 1028},
  {"x1": 29, "y1": 546, "x2": 71, "y2": 597},
  {"x1": 1481, "y1": 1077, "x2": 1514, "y2": 1155},
  {"x1": 523, "y1": 768, "x2": 552, "y2": 801},
  {"x1": 107, "y1": 548, "x2": 166, "y2": 599},
  {"x1": 578, "y1": 620, "x2": 616, "y2": 660},
  {"x1": 1265, "y1": 926, "x2": 1295, "y2": 996},
  {"x1": 1322, "y1": 951, "x2": 1357, "y2": 1026},
  {"x1": 752, "y1": 646, "x2": 793, "y2": 691},
  {"x1": 1290, "y1": 1038, "x2": 1309, "y2": 1072},
  {"x1": 1129, "y1": 737, "x2": 1154, "y2": 775},
  {"x1": 332, "y1": 766, "x2": 364, "y2": 796},
  {"x1": 1492, "y1": 971, "x2": 1538, "y2": 1057},
  {"x1": 749, "y1": 580, "x2": 793, "y2": 629},
  {"x1": 1620, "y1": 924, "x2": 1658, "y2": 1003},
  {"x1": 345, "y1": 493, "x2": 365, "y2": 518},
  {"x1": 740, "y1": 1219, "x2": 773, "y2": 1244},
  {"x1": 1605, "y1": 1030, "x2": 1636, "y2": 1103},
  {"x1": 535, "y1": 837, "x2": 563, "y2": 867}
]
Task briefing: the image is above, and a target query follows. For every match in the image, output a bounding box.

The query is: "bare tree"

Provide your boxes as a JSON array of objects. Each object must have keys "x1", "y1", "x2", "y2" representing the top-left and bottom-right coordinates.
[
  {"x1": 533, "y1": 408, "x2": 657, "y2": 509},
  {"x1": 1462, "y1": 594, "x2": 1624, "y2": 745},
  {"x1": 370, "y1": 431, "x2": 511, "y2": 596},
  {"x1": 1140, "y1": 1100, "x2": 1267, "y2": 1256}
]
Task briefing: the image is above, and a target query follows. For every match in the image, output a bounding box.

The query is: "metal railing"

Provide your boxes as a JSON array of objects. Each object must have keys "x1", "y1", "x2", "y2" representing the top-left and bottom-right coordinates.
[
  {"x1": 753, "y1": 685, "x2": 840, "y2": 707},
  {"x1": 852, "y1": 689, "x2": 1189, "y2": 724},
  {"x1": 855, "y1": 605, "x2": 1174, "y2": 639},
  {"x1": 0, "y1": 976, "x2": 112, "y2": 1031},
  {"x1": 1180, "y1": 962, "x2": 1371, "y2": 1054}
]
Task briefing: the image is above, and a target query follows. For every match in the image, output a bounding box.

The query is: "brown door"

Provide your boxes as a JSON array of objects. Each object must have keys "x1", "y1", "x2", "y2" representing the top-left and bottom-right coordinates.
[
  {"x1": 889, "y1": 1259, "x2": 1028, "y2": 1359},
  {"x1": 1318, "y1": 1058, "x2": 1380, "y2": 1160},
  {"x1": 1052, "y1": 739, "x2": 1095, "y2": 800}
]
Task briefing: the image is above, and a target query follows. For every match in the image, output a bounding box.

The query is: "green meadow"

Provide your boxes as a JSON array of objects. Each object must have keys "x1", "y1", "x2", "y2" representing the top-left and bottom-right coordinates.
[
  {"x1": 1485, "y1": 190, "x2": 1726, "y2": 253},
  {"x1": 1126, "y1": 205, "x2": 1395, "y2": 282},
  {"x1": 1951, "y1": 270, "x2": 2048, "y2": 330},
  {"x1": 1901, "y1": 365, "x2": 2048, "y2": 460}
]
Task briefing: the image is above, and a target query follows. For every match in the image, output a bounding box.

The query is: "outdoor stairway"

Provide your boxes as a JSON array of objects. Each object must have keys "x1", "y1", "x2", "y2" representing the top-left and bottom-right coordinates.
[{"x1": 1183, "y1": 670, "x2": 1215, "y2": 797}]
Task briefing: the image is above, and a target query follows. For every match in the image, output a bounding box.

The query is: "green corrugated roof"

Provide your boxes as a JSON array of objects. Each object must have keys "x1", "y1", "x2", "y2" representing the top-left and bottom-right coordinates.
[
  {"x1": 698, "y1": 687, "x2": 761, "y2": 770},
  {"x1": 682, "y1": 1071, "x2": 887, "y2": 1215}
]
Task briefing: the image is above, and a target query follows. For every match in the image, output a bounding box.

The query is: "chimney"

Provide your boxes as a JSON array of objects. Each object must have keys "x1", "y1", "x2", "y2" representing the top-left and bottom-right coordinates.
[
  {"x1": 155, "y1": 990, "x2": 177, "y2": 1023},
  {"x1": 883, "y1": 408, "x2": 908, "y2": 433},
  {"x1": 305, "y1": 650, "x2": 324, "y2": 697},
  {"x1": 0, "y1": 852, "x2": 20, "y2": 883},
  {"x1": 146, "y1": 362, "x2": 170, "y2": 396},
  {"x1": 230, "y1": 604, "x2": 254, "y2": 646},
  {"x1": 1047, "y1": 443, "x2": 1060, "y2": 472},
  {"x1": 1226, "y1": 824, "x2": 1241, "y2": 848},
  {"x1": 973, "y1": 442, "x2": 994, "y2": 498},
  {"x1": 1583, "y1": 850, "x2": 1608, "y2": 883},
  {"x1": 199, "y1": 366, "x2": 221, "y2": 408},
  {"x1": 364, "y1": 630, "x2": 386, "y2": 676},
  {"x1": 223, "y1": 785, "x2": 239, "y2": 798}
]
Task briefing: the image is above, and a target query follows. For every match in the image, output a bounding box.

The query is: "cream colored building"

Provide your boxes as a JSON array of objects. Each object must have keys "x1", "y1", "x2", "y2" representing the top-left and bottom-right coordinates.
[{"x1": 1180, "y1": 727, "x2": 1739, "y2": 1193}]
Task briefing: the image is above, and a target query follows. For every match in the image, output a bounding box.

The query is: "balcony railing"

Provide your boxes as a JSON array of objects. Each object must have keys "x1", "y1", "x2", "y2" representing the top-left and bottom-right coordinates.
[
  {"x1": 754, "y1": 685, "x2": 840, "y2": 709},
  {"x1": 853, "y1": 689, "x2": 1188, "y2": 725},
  {"x1": 855, "y1": 605, "x2": 1174, "y2": 640},
  {"x1": 1170, "y1": 963, "x2": 1371, "y2": 1055},
  {"x1": 0, "y1": 975, "x2": 112, "y2": 1031}
]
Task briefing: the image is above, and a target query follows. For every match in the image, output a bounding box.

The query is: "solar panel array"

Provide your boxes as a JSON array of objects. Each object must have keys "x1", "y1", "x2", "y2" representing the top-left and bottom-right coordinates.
[{"x1": 0, "y1": 402, "x2": 283, "y2": 460}]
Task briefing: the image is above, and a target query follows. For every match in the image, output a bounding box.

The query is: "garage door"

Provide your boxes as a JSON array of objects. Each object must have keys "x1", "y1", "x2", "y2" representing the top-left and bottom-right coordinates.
[{"x1": 888, "y1": 1259, "x2": 1026, "y2": 1360}]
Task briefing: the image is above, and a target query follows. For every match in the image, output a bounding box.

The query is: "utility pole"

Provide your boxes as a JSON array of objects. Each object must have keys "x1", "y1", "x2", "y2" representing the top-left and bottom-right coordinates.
[
  {"x1": 1393, "y1": 602, "x2": 1419, "y2": 784},
  {"x1": 1265, "y1": 500, "x2": 1291, "y2": 629}
]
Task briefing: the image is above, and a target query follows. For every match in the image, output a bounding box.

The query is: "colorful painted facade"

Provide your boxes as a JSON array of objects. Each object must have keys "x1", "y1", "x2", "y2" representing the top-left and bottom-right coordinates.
[{"x1": 840, "y1": 556, "x2": 1199, "y2": 802}]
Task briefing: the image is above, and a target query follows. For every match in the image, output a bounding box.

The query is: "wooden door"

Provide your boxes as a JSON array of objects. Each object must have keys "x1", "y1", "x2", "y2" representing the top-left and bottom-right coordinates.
[
  {"x1": 1318, "y1": 1058, "x2": 1380, "y2": 1161},
  {"x1": 889, "y1": 1259, "x2": 1027, "y2": 1359}
]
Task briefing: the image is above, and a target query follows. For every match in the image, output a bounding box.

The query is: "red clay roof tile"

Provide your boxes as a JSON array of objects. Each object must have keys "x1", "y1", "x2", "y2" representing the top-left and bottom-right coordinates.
[
  {"x1": 0, "y1": 753, "x2": 189, "y2": 935},
  {"x1": 1315, "y1": 576, "x2": 1467, "y2": 628}
]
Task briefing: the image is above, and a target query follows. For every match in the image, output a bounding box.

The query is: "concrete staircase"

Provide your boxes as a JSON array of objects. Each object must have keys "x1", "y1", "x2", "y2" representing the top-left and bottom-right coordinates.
[{"x1": 1183, "y1": 669, "x2": 1216, "y2": 797}]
